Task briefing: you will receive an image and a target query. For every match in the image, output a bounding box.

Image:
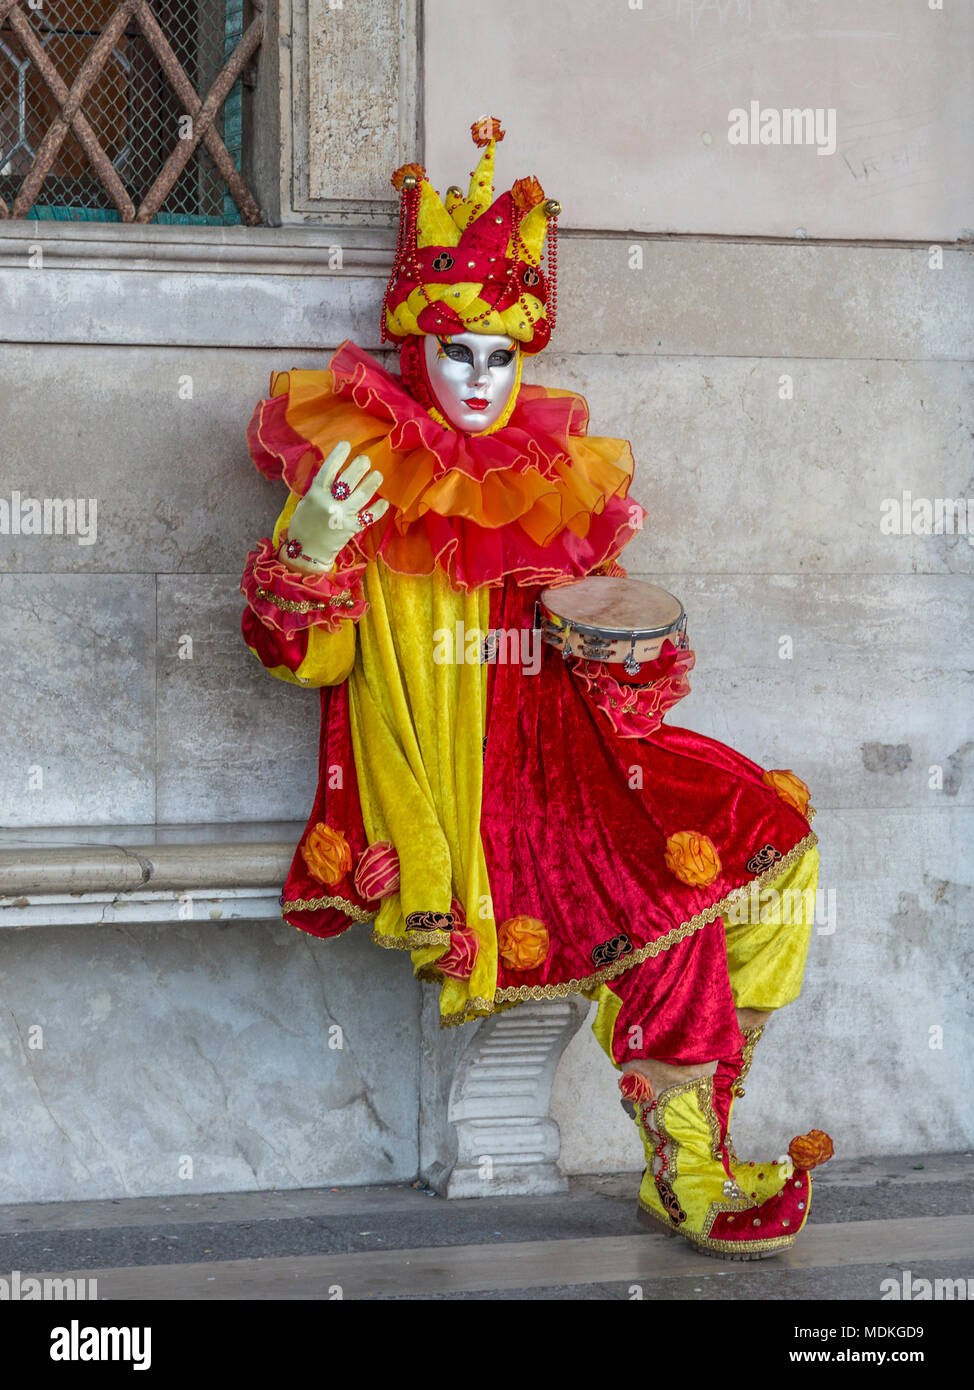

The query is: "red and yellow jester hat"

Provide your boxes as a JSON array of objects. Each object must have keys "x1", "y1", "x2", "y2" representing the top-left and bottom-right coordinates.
[{"x1": 382, "y1": 117, "x2": 561, "y2": 354}]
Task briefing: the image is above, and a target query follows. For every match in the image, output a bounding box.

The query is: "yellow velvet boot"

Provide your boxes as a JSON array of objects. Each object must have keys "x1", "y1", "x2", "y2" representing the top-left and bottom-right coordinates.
[
  {"x1": 714, "y1": 1025, "x2": 795, "y2": 1204},
  {"x1": 630, "y1": 1074, "x2": 833, "y2": 1259}
]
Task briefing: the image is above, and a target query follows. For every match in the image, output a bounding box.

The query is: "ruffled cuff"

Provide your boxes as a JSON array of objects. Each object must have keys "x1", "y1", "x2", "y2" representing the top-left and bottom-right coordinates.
[
  {"x1": 241, "y1": 536, "x2": 368, "y2": 637},
  {"x1": 569, "y1": 641, "x2": 695, "y2": 738}
]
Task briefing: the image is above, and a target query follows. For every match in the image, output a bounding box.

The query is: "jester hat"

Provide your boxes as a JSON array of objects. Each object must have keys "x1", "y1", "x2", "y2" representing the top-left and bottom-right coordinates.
[{"x1": 382, "y1": 117, "x2": 560, "y2": 355}]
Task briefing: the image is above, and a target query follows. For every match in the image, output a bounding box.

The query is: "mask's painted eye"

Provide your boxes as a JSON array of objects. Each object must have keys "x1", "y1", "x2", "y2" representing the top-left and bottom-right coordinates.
[
  {"x1": 442, "y1": 342, "x2": 473, "y2": 364},
  {"x1": 487, "y1": 350, "x2": 515, "y2": 367}
]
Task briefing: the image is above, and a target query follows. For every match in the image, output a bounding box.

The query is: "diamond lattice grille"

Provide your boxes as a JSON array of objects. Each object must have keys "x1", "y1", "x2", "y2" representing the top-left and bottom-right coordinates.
[{"x1": 0, "y1": 0, "x2": 262, "y2": 223}]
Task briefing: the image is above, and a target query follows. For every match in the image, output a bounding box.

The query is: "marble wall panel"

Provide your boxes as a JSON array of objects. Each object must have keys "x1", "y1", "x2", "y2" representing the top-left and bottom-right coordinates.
[{"x1": 0, "y1": 917, "x2": 420, "y2": 1203}]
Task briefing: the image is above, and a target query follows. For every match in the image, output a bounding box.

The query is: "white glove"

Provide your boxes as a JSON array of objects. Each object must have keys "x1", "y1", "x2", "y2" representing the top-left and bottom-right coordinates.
[{"x1": 278, "y1": 441, "x2": 389, "y2": 575}]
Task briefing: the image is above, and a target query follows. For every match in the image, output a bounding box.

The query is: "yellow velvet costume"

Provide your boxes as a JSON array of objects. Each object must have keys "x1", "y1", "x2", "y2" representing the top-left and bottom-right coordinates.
[{"x1": 261, "y1": 491, "x2": 500, "y2": 1025}]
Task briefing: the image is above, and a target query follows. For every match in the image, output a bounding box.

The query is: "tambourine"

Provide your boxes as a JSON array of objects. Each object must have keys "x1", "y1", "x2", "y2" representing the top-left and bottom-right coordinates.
[{"x1": 538, "y1": 577, "x2": 688, "y2": 677}]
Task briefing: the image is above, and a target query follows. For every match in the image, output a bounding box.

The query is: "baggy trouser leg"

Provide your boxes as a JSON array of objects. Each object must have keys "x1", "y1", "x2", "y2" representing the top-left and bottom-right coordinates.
[{"x1": 715, "y1": 844, "x2": 821, "y2": 1202}]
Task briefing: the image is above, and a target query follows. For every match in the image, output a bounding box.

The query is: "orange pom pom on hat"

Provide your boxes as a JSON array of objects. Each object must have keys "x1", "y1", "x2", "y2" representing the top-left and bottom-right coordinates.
[{"x1": 382, "y1": 116, "x2": 560, "y2": 355}]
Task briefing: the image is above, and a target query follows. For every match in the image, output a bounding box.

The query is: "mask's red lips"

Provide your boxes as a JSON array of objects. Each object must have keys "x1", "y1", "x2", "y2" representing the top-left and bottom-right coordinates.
[{"x1": 464, "y1": 397, "x2": 489, "y2": 410}]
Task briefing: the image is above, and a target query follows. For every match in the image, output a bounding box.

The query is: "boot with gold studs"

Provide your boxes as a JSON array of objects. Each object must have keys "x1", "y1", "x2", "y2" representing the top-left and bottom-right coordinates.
[
  {"x1": 620, "y1": 1070, "x2": 834, "y2": 1259},
  {"x1": 711, "y1": 1025, "x2": 794, "y2": 1204}
]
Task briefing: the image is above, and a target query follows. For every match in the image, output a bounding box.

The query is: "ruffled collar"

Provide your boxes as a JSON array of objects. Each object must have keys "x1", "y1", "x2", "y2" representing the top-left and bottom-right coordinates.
[{"x1": 247, "y1": 339, "x2": 645, "y2": 591}]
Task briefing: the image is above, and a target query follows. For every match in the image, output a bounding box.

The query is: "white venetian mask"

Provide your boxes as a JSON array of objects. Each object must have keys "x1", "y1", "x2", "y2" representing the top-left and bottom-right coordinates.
[{"x1": 423, "y1": 331, "x2": 520, "y2": 433}]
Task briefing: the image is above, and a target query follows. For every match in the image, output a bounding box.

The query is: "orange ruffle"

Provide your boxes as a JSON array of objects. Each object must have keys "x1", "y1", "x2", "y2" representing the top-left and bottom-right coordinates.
[{"x1": 247, "y1": 340, "x2": 646, "y2": 591}]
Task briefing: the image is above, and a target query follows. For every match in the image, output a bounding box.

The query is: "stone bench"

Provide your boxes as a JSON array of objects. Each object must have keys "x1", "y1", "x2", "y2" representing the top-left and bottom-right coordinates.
[{"x1": 0, "y1": 824, "x2": 587, "y2": 1200}]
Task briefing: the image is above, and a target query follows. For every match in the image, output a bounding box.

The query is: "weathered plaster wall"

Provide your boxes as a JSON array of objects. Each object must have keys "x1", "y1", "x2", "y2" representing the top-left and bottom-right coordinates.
[{"x1": 425, "y1": 0, "x2": 974, "y2": 242}]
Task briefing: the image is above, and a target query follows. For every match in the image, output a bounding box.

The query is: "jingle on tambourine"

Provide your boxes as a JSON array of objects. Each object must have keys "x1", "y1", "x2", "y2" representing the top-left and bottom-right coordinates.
[{"x1": 538, "y1": 576, "x2": 688, "y2": 677}]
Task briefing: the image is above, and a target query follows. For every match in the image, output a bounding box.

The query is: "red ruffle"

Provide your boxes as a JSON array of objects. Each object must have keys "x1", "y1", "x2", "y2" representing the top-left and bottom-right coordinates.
[
  {"x1": 240, "y1": 536, "x2": 368, "y2": 637},
  {"x1": 570, "y1": 640, "x2": 696, "y2": 738},
  {"x1": 246, "y1": 341, "x2": 646, "y2": 592}
]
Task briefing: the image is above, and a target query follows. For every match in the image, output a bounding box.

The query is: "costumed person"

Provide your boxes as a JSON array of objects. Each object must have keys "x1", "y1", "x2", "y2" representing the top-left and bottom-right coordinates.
[{"x1": 240, "y1": 117, "x2": 833, "y2": 1259}]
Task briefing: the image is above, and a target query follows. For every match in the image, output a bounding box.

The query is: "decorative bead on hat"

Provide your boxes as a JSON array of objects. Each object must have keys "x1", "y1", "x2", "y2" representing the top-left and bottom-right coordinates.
[{"x1": 382, "y1": 116, "x2": 559, "y2": 354}]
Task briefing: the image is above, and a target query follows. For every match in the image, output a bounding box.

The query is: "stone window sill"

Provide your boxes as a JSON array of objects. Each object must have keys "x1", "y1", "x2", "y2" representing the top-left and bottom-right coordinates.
[{"x1": 0, "y1": 221, "x2": 396, "y2": 276}]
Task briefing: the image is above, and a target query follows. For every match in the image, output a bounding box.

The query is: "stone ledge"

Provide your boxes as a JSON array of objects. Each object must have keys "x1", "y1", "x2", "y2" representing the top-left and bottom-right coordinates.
[
  {"x1": 0, "y1": 822, "x2": 306, "y2": 929},
  {"x1": 0, "y1": 221, "x2": 396, "y2": 276},
  {"x1": 1, "y1": 232, "x2": 969, "y2": 358}
]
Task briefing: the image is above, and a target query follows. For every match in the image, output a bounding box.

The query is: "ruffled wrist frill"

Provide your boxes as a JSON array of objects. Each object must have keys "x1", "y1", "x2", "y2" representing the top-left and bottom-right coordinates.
[
  {"x1": 569, "y1": 640, "x2": 695, "y2": 739},
  {"x1": 240, "y1": 536, "x2": 368, "y2": 637}
]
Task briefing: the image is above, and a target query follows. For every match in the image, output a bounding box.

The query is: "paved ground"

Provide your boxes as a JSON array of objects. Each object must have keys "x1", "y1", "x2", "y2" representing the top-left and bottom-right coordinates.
[{"x1": 1, "y1": 1152, "x2": 970, "y2": 1300}]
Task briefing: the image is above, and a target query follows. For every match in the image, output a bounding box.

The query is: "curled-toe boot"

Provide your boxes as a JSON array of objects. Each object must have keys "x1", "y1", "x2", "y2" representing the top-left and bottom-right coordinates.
[{"x1": 630, "y1": 1073, "x2": 833, "y2": 1260}]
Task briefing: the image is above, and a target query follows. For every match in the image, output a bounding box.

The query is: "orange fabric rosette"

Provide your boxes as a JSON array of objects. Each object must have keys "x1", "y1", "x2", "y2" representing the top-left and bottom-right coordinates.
[
  {"x1": 301, "y1": 823, "x2": 353, "y2": 887},
  {"x1": 497, "y1": 916, "x2": 550, "y2": 971},
  {"x1": 762, "y1": 769, "x2": 811, "y2": 818},
  {"x1": 788, "y1": 1130, "x2": 835, "y2": 1171},
  {"x1": 664, "y1": 831, "x2": 722, "y2": 888}
]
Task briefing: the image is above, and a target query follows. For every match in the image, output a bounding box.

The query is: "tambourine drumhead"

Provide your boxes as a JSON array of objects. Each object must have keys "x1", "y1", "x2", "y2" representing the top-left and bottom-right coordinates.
[
  {"x1": 539, "y1": 577, "x2": 687, "y2": 669},
  {"x1": 540, "y1": 577, "x2": 684, "y2": 638}
]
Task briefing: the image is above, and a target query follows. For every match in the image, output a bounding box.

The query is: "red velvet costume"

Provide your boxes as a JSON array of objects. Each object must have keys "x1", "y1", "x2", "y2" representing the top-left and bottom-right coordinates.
[{"x1": 243, "y1": 342, "x2": 817, "y2": 1061}]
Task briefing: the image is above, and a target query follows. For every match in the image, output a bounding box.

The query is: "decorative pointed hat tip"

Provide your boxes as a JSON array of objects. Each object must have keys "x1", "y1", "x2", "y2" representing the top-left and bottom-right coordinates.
[{"x1": 471, "y1": 116, "x2": 504, "y2": 148}]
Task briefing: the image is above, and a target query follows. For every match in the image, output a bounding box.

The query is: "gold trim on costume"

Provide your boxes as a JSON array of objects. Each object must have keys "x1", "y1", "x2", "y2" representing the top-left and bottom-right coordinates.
[
  {"x1": 734, "y1": 1024, "x2": 765, "y2": 1098},
  {"x1": 645, "y1": 1075, "x2": 714, "y2": 1185},
  {"x1": 438, "y1": 996, "x2": 497, "y2": 1028},
  {"x1": 702, "y1": 1079, "x2": 725, "y2": 1162},
  {"x1": 284, "y1": 896, "x2": 374, "y2": 922},
  {"x1": 492, "y1": 832, "x2": 818, "y2": 1005},
  {"x1": 723, "y1": 1025, "x2": 765, "y2": 1164},
  {"x1": 416, "y1": 964, "x2": 445, "y2": 983},
  {"x1": 370, "y1": 927, "x2": 452, "y2": 950},
  {"x1": 636, "y1": 1194, "x2": 797, "y2": 1255},
  {"x1": 255, "y1": 586, "x2": 353, "y2": 614}
]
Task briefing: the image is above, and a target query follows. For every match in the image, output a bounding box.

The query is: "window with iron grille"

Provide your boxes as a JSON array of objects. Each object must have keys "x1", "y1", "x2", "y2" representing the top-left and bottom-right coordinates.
[{"x1": 0, "y1": 0, "x2": 262, "y2": 225}]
